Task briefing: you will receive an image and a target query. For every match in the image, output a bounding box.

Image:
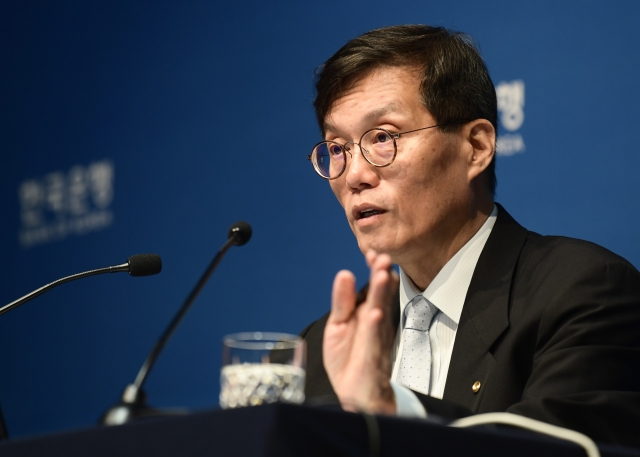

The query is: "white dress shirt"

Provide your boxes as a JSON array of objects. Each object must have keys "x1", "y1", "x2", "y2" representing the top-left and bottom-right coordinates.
[{"x1": 390, "y1": 205, "x2": 498, "y2": 417}]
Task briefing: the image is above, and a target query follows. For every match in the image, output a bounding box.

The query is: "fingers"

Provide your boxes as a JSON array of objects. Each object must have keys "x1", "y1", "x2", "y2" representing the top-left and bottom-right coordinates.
[
  {"x1": 365, "y1": 250, "x2": 397, "y2": 313},
  {"x1": 365, "y1": 250, "x2": 377, "y2": 268},
  {"x1": 365, "y1": 249, "x2": 392, "y2": 277},
  {"x1": 329, "y1": 270, "x2": 356, "y2": 324},
  {"x1": 364, "y1": 249, "x2": 390, "y2": 269},
  {"x1": 329, "y1": 251, "x2": 398, "y2": 326},
  {"x1": 325, "y1": 254, "x2": 399, "y2": 416}
]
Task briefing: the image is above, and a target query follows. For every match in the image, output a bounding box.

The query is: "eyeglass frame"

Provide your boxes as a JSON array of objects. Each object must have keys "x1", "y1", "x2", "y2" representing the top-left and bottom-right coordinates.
[{"x1": 307, "y1": 120, "x2": 470, "y2": 180}]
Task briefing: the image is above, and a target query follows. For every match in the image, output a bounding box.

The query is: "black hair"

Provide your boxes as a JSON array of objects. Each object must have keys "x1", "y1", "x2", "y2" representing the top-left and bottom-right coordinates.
[{"x1": 314, "y1": 25, "x2": 498, "y2": 195}]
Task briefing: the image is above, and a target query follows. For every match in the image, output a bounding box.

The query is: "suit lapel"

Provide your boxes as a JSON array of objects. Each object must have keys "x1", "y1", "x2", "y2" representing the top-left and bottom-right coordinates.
[{"x1": 442, "y1": 204, "x2": 528, "y2": 412}]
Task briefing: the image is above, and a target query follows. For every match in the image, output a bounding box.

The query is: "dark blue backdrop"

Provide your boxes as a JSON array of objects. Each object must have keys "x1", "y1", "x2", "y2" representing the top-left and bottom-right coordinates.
[{"x1": 1, "y1": 0, "x2": 639, "y2": 438}]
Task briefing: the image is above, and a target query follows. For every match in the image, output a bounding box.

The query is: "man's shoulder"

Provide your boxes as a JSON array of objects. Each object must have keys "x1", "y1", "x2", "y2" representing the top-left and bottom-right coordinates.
[
  {"x1": 494, "y1": 204, "x2": 638, "y2": 274},
  {"x1": 505, "y1": 230, "x2": 640, "y2": 323},
  {"x1": 488, "y1": 206, "x2": 640, "y2": 311},
  {"x1": 521, "y1": 231, "x2": 639, "y2": 274}
]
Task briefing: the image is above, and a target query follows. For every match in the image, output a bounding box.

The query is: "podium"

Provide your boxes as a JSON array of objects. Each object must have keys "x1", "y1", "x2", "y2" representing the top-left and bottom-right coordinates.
[{"x1": 0, "y1": 403, "x2": 638, "y2": 457}]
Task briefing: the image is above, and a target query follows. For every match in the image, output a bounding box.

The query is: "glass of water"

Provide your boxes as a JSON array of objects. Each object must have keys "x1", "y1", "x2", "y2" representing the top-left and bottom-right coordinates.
[{"x1": 220, "y1": 332, "x2": 306, "y2": 409}]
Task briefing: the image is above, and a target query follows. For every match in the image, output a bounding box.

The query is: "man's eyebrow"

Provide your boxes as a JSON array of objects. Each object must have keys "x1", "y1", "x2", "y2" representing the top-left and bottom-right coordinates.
[
  {"x1": 323, "y1": 103, "x2": 402, "y2": 135},
  {"x1": 323, "y1": 120, "x2": 337, "y2": 134},
  {"x1": 362, "y1": 103, "x2": 401, "y2": 124}
]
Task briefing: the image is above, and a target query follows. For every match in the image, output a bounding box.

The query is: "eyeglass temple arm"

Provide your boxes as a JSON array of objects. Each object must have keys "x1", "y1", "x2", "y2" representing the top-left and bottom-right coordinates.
[{"x1": 396, "y1": 120, "x2": 472, "y2": 138}]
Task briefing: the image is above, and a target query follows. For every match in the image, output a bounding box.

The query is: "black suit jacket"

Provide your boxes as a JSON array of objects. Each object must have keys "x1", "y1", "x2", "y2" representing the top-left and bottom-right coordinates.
[{"x1": 301, "y1": 205, "x2": 640, "y2": 447}]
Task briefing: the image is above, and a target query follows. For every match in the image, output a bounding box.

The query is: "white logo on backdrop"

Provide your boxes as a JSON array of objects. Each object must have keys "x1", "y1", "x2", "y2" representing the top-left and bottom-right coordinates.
[
  {"x1": 18, "y1": 160, "x2": 114, "y2": 248},
  {"x1": 495, "y1": 80, "x2": 525, "y2": 156}
]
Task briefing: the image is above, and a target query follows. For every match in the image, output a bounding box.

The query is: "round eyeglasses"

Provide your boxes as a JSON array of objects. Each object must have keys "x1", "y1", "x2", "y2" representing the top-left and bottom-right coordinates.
[{"x1": 307, "y1": 123, "x2": 454, "y2": 180}]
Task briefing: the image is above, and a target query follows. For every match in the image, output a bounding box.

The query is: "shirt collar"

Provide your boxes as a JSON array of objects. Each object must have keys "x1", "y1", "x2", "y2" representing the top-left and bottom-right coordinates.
[{"x1": 399, "y1": 205, "x2": 498, "y2": 325}]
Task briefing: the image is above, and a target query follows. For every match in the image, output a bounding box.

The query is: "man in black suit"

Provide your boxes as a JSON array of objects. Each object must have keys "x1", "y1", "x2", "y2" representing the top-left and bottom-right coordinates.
[{"x1": 303, "y1": 25, "x2": 640, "y2": 447}]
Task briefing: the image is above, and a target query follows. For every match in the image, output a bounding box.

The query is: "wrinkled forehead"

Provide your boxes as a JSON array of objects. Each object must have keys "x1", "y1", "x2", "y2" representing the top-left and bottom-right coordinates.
[
  {"x1": 322, "y1": 66, "x2": 426, "y2": 134},
  {"x1": 324, "y1": 103, "x2": 404, "y2": 136}
]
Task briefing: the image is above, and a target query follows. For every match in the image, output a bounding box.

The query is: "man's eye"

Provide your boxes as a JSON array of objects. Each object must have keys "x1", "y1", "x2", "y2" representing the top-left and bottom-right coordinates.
[
  {"x1": 329, "y1": 144, "x2": 343, "y2": 155},
  {"x1": 373, "y1": 132, "x2": 391, "y2": 143}
]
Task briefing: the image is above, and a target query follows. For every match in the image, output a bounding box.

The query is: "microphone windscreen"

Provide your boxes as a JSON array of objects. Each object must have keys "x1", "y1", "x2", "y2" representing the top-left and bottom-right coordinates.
[
  {"x1": 128, "y1": 254, "x2": 162, "y2": 277},
  {"x1": 227, "y1": 221, "x2": 252, "y2": 246}
]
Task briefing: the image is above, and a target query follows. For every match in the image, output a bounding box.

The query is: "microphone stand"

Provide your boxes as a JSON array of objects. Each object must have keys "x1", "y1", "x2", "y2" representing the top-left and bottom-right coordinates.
[
  {"x1": 0, "y1": 254, "x2": 161, "y2": 440},
  {"x1": 0, "y1": 264, "x2": 129, "y2": 317},
  {"x1": 0, "y1": 254, "x2": 161, "y2": 318},
  {"x1": 101, "y1": 227, "x2": 248, "y2": 425}
]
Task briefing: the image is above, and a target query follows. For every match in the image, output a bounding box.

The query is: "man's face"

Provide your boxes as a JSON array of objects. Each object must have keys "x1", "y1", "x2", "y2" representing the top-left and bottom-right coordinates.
[{"x1": 325, "y1": 66, "x2": 477, "y2": 267}]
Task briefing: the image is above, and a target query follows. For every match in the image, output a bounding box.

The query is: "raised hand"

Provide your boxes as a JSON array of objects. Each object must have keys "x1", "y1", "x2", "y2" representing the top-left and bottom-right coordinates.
[{"x1": 322, "y1": 250, "x2": 400, "y2": 414}]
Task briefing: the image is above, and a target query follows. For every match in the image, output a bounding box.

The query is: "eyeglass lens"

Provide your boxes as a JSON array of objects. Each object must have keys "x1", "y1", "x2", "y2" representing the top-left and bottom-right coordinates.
[
  {"x1": 312, "y1": 142, "x2": 345, "y2": 179},
  {"x1": 312, "y1": 129, "x2": 396, "y2": 178}
]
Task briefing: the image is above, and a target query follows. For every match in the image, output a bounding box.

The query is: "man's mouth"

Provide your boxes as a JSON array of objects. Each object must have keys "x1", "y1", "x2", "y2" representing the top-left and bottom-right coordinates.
[{"x1": 353, "y1": 205, "x2": 386, "y2": 221}]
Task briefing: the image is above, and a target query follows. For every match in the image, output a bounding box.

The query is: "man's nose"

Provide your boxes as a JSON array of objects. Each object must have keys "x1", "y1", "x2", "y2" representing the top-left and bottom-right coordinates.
[{"x1": 344, "y1": 142, "x2": 379, "y2": 189}]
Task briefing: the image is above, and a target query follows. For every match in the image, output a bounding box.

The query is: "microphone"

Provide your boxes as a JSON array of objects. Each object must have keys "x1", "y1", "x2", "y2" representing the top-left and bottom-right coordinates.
[
  {"x1": 0, "y1": 253, "x2": 161, "y2": 441},
  {"x1": 128, "y1": 254, "x2": 163, "y2": 277},
  {"x1": 228, "y1": 221, "x2": 252, "y2": 246},
  {"x1": 100, "y1": 221, "x2": 252, "y2": 426},
  {"x1": 0, "y1": 254, "x2": 162, "y2": 317}
]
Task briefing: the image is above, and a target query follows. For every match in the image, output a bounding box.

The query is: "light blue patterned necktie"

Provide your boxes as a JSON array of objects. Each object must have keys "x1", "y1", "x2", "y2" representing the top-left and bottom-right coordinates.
[{"x1": 397, "y1": 295, "x2": 437, "y2": 394}]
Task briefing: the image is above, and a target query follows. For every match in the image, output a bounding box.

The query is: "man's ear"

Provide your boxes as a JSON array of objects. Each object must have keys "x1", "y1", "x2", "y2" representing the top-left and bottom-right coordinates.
[{"x1": 465, "y1": 119, "x2": 496, "y2": 182}]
